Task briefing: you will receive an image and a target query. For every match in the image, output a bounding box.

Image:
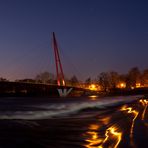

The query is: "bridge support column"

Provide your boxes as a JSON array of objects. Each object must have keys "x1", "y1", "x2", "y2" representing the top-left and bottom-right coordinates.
[{"x1": 57, "y1": 88, "x2": 73, "y2": 97}]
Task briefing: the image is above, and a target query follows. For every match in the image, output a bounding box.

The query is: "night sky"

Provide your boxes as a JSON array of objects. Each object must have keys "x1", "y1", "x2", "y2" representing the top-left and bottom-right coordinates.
[{"x1": 0, "y1": 0, "x2": 148, "y2": 81}]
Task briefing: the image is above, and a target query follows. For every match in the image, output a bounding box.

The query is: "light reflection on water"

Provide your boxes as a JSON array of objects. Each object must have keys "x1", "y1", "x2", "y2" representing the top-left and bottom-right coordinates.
[
  {"x1": 99, "y1": 117, "x2": 110, "y2": 125},
  {"x1": 139, "y1": 99, "x2": 148, "y2": 120},
  {"x1": 88, "y1": 95, "x2": 98, "y2": 100},
  {"x1": 84, "y1": 123, "x2": 122, "y2": 148},
  {"x1": 83, "y1": 98, "x2": 147, "y2": 148},
  {"x1": 85, "y1": 131, "x2": 103, "y2": 148},
  {"x1": 100, "y1": 126, "x2": 122, "y2": 148},
  {"x1": 120, "y1": 105, "x2": 139, "y2": 147},
  {"x1": 120, "y1": 106, "x2": 139, "y2": 137},
  {"x1": 83, "y1": 116, "x2": 122, "y2": 148},
  {"x1": 84, "y1": 124, "x2": 103, "y2": 148}
]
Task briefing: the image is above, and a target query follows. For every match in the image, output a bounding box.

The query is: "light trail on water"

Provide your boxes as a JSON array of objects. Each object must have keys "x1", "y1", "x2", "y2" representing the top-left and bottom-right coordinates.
[
  {"x1": 84, "y1": 124, "x2": 103, "y2": 148},
  {"x1": 83, "y1": 98, "x2": 147, "y2": 148},
  {"x1": 98, "y1": 126, "x2": 122, "y2": 148},
  {"x1": 120, "y1": 105, "x2": 139, "y2": 147},
  {"x1": 83, "y1": 120, "x2": 122, "y2": 148},
  {"x1": 139, "y1": 99, "x2": 148, "y2": 120}
]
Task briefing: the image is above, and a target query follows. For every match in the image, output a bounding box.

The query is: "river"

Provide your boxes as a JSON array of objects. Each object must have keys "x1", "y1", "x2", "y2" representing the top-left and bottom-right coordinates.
[{"x1": 0, "y1": 95, "x2": 147, "y2": 147}]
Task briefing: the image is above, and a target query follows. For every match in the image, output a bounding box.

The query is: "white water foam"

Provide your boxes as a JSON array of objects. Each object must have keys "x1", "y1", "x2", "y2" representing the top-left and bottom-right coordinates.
[{"x1": 0, "y1": 95, "x2": 142, "y2": 120}]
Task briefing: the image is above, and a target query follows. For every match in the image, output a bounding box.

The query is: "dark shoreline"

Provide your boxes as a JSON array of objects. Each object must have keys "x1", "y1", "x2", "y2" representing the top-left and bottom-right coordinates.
[{"x1": 0, "y1": 81, "x2": 148, "y2": 98}]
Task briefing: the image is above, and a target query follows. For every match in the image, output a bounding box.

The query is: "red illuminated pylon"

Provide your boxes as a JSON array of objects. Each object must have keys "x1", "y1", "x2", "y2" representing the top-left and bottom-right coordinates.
[{"x1": 52, "y1": 32, "x2": 65, "y2": 86}]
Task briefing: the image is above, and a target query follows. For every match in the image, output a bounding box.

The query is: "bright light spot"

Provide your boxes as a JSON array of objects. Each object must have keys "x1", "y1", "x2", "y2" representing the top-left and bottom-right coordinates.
[
  {"x1": 136, "y1": 83, "x2": 141, "y2": 88},
  {"x1": 89, "y1": 95, "x2": 98, "y2": 100},
  {"x1": 57, "y1": 80, "x2": 60, "y2": 86},
  {"x1": 62, "y1": 80, "x2": 65, "y2": 86},
  {"x1": 89, "y1": 84, "x2": 97, "y2": 91},
  {"x1": 120, "y1": 83, "x2": 126, "y2": 88},
  {"x1": 117, "y1": 82, "x2": 126, "y2": 88}
]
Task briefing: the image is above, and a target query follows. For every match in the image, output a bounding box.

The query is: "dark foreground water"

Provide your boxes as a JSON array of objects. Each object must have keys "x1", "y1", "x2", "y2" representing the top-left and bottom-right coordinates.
[{"x1": 0, "y1": 95, "x2": 147, "y2": 148}]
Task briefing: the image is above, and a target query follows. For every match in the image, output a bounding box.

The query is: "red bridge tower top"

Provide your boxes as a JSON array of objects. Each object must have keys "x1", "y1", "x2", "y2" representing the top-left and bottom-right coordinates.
[{"x1": 52, "y1": 32, "x2": 65, "y2": 86}]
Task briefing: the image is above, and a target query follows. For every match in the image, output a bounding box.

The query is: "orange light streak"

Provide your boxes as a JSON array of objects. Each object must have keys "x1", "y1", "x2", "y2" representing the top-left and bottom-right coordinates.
[
  {"x1": 89, "y1": 95, "x2": 98, "y2": 100},
  {"x1": 84, "y1": 124, "x2": 103, "y2": 148},
  {"x1": 99, "y1": 126, "x2": 122, "y2": 148},
  {"x1": 100, "y1": 117, "x2": 110, "y2": 125},
  {"x1": 139, "y1": 99, "x2": 148, "y2": 120},
  {"x1": 120, "y1": 106, "x2": 139, "y2": 147},
  {"x1": 85, "y1": 131, "x2": 103, "y2": 148}
]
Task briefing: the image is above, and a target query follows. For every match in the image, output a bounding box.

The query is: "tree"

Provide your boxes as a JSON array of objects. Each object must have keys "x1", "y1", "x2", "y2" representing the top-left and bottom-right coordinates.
[
  {"x1": 141, "y1": 69, "x2": 148, "y2": 86},
  {"x1": 119, "y1": 74, "x2": 127, "y2": 82},
  {"x1": 126, "y1": 67, "x2": 141, "y2": 88},
  {"x1": 109, "y1": 71, "x2": 119, "y2": 89},
  {"x1": 0, "y1": 77, "x2": 8, "y2": 82},
  {"x1": 85, "y1": 77, "x2": 91, "y2": 84},
  {"x1": 35, "y1": 72, "x2": 55, "y2": 84},
  {"x1": 97, "y1": 72, "x2": 110, "y2": 92},
  {"x1": 69, "y1": 75, "x2": 79, "y2": 86}
]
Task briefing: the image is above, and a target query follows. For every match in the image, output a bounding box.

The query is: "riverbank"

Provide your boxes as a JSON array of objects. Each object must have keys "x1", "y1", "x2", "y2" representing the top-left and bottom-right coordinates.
[{"x1": 0, "y1": 81, "x2": 148, "y2": 97}]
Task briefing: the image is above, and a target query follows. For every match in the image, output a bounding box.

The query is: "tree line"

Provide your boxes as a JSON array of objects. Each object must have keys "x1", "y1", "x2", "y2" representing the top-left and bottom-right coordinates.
[
  {"x1": 0, "y1": 67, "x2": 148, "y2": 91},
  {"x1": 96, "y1": 67, "x2": 148, "y2": 91}
]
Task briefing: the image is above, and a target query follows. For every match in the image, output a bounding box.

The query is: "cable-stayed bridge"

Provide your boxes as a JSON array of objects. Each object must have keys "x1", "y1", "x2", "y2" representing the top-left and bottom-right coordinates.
[{"x1": 0, "y1": 33, "x2": 95, "y2": 97}]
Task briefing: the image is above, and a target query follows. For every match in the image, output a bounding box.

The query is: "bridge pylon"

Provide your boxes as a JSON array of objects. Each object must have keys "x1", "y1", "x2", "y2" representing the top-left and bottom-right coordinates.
[
  {"x1": 52, "y1": 32, "x2": 73, "y2": 97},
  {"x1": 52, "y1": 32, "x2": 65, "y2": 86}
]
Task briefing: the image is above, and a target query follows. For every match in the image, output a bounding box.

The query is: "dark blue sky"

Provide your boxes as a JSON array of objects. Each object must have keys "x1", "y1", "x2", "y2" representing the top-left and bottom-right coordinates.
[{"x1": 0, "y1": 0, "x2": 148, "y2": 81}]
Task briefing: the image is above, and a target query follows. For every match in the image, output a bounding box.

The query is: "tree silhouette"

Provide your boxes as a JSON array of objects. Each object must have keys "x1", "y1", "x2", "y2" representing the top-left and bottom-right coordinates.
[
  {"x1": 35, "y1": 72, "x2": 55, "y2": 84},
  {"x1": 126, "y1": 67, "x2": 141, "y2": 88},
  {"x1": 97, "y1": 72, "x2": 110, "y2": 92},
  {"x1": 109, "y1": 71, "x2": 119, "y2": 89},
  {"x1": 142, "y1": 69, "x2": 148, "y2": 86},
  {"x1": 69, "y1": 75, "x2": 79, "y2": 86}
]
